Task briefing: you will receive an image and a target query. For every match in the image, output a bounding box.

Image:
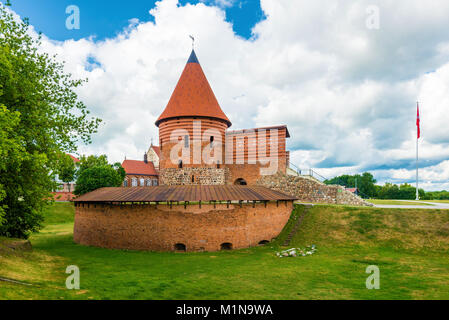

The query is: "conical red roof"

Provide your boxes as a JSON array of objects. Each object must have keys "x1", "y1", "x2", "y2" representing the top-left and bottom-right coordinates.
[{"x1": 155, "y1": 50, "x2": 231, "y2": 127}]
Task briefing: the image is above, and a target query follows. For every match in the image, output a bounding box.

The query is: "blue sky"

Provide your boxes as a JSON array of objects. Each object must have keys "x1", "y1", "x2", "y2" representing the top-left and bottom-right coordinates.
[
  {"x1": 5, "y1": 0, "x2": 449, "y2": 190},
  {"x1": 9, "y1": 0, "x2": 264, "y2": 40}
]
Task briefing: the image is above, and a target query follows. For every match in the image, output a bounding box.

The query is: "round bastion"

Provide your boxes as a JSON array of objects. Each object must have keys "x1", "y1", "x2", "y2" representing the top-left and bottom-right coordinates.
[{"x1": 73, "y1": 185, "x2": 296, "y2": 252}]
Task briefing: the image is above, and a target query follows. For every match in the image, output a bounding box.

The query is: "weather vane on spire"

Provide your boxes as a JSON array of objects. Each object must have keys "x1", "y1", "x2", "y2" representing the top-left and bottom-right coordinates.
[{"x1": 189, "y1": 35, "x2": 195, "y2": 50}]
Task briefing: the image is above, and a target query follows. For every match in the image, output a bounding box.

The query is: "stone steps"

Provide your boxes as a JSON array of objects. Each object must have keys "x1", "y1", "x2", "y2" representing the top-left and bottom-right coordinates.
[{"x1": 283, "y1": 205, "x2": 312, "y2": 246}]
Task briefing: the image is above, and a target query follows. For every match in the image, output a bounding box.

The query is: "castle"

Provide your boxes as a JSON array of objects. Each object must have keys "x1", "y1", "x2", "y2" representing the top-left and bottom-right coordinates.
[
  {"x1": 121, "y1": 49, "x2": 290, "y2": 187},
  {"x1": 73, "y1": 49, "x2": 297, "y2": 252},
  {"x1": 73, "y1": 49, "x2": 370, "y2": 252}
]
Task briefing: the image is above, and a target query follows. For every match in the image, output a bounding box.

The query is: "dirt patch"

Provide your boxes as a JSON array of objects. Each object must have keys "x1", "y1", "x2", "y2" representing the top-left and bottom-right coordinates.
[{"x1": 0, "y1": 238, "x2": 32, "y2": 253}]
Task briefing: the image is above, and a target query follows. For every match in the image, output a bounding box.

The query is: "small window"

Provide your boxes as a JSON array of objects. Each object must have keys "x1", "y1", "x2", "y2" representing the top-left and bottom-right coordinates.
[
  {"x1": 234, "y1": 178, "x2": 247, "y2": 185},
  {"x1": 153, "y1": 179, "x2": 158, "y2": 186},
  {"x1": 123, "y1": 180, "x2": 128, "y2": 187},
  {"x1": 145, "y1": 179, "x2": 151, "y2": 186},
  {"x1": 184, "y1": 135, "x2": 189, "y2": 148},
  {"x1": 174, "y1": 243, "x2": 186, "y2": 252},
  {"x1": 191, "y1": 175, "x2": 195, "y2": 183},
  {"x1": 210, "y1": 136, "x2": 214, "y2": 148},
  {"x1": 132, "y1": 178, "x2": 138, "y2": 187},
  {"x1": 220, "y1": 243, "x2": 232, "y2": 250},
  {"x1": 140, "y1": 178, "x2": 145, "y2": 186},
  {"x1": 178, "y1": 160, "x2": 183, "y2": 168},
  {"x1": 216, "y1": 160, "x2": 220, "y2": 169}
]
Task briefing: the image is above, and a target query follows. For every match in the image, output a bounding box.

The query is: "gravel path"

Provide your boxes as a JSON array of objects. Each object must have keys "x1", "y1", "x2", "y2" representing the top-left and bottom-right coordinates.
[{"x1": 374, "y1": 200, "x2": 449, "y2": 209}]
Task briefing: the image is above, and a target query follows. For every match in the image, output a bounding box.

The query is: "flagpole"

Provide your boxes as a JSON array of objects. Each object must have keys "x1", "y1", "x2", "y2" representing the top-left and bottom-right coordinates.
[
  {"x1": 416, "y1": 134, "x2": 419, "y2": 200},
  {"x1": 416, "y1": 102, "x2": 419, "y2": 201}
]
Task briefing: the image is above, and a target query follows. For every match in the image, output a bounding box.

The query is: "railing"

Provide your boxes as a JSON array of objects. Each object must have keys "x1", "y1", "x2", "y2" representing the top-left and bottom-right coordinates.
[
  {"x1": 287, "y1": 162, "x2": 371, "y2": 199},
  {"x1": 287, "y1": 162, "x2": 329, "y2": 182}
]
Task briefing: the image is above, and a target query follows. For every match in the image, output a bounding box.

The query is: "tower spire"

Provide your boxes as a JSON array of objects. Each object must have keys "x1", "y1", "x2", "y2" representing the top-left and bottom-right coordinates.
[{"x1": 155, "y1": 48, "x2": 231, "y2": 127}]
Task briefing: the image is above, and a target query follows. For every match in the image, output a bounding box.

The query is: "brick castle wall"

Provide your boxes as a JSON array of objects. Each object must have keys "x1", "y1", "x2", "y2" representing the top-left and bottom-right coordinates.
[
  {"x1": 73, "y1": 201, "x2": 293, "y2": 252},
  {"x1": 52, "y1": 192, "x2": 75, "y2": 201},
  {"x1": 157, "y1": 118, "x2": 289, "y2": 186},
  {"x1": 226, "y1": 159, "x2": 287, "y2": 185},
  {"x1": 158, "y1": 117, "x2": 227, "y2": 169}
]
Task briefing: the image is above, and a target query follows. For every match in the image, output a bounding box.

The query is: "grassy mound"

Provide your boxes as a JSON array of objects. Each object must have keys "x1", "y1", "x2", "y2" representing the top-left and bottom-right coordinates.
[
  {"x1": 0, "y1": 203, "x2": 448, "y2": 300},
  {"x1": 284, "y1": 205, "x2": 449, "y2": 252}
]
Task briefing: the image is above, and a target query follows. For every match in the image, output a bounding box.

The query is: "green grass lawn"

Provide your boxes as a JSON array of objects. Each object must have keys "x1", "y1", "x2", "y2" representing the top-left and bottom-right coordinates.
[
  {"x1": 367, "y1": 199, "x2": 434, "y2": 206},
  {"x1": 1, "y1": 203, "x2": 449, "y2": 300}
]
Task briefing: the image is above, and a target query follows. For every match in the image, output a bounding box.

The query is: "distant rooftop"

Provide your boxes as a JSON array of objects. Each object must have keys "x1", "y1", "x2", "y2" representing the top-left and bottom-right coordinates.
[
  {"x1": 122, "y1": 159, "x2": 158, "y2": 176},
  {"x1": 68, "y1": 154, "x2": 80, "y2": 163},
  {"x1": 150, "y1": 145, "x2": 160, "y2": 158}
]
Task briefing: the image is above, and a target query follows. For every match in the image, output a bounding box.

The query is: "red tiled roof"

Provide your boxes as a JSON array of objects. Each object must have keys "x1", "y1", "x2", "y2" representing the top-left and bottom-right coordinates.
[
  {"x1": 151, "y1": 145, "x2": 160, "y2": 158},
  {"x1": 68, "y1": 154, "x2": 80, "y2": 163},
  {"x1": 155, "y1": 50, "x2": 231, "y2": 127},
  {"x1": 346, "y1": 188, "x2": 358, "y2": 193},
  {"x1": 121, "y1": 160, "x2": 158, "y2": 176}
]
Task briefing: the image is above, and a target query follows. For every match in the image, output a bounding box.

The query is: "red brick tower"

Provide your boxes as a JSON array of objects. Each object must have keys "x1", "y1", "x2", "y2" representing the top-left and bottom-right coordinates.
[{"x1": 156, "y1": 50, "x2": 231, "y2": 185}]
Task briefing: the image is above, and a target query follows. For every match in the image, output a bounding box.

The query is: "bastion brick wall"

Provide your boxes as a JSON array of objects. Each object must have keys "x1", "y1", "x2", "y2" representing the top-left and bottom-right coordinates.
[
  {"x1": 257, "y1": 173, "x2": 373, "y2": 206},
  {"x1": 73, "y1": 201, "x2": 293, "y2": 252}
]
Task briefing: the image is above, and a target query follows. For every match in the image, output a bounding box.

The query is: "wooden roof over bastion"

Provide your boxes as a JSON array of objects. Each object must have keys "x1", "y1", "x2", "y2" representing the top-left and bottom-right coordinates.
[{"x1": 73, "y1": 185, "x2": 297, "y2": 203}]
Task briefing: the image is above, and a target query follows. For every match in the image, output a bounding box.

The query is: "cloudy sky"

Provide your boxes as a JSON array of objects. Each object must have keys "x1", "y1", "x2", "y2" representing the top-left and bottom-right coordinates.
[{"x1": 7, "y1": 0, "x2": 449, "y2": 190}]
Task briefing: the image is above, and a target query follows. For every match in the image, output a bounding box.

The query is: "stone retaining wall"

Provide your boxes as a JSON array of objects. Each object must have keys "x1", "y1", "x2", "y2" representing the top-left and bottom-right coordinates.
[
  {"x1": 257, "y1": 173, "x2": 372, "y2": 206},
  {"x1": 160, "y1": 167, "x2": 229, "y2": 185}
]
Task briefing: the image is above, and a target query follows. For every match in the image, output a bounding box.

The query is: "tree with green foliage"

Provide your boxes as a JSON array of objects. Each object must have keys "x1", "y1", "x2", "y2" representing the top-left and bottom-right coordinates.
[
  {"x1": 422, "y1": 190, "x2": 449, "y2": 200},
  {"x1": 359, "y1": 172, "x2": 377, "y2": 198},
  {"x1": 0, "y1": 104, "x2": 22, "y2": 226},
  {"x1": 74, "y1": 155, "x2": 126, "y2": 196},
  {"x1": 324, "y1": 172, "x2": 377, "y2": 198},
  {"x1": 56, "y1": 153, "x2": 76, "y2": 193},
  {"x1": 0, "y1": 3, "x2": 101, "y2": 238},
  {"x1": 76, "y1": 154, "x2": 109, "y2": 177},
  {"x1": 376, "y1": 183, "x2": 425, "y2": 200}
]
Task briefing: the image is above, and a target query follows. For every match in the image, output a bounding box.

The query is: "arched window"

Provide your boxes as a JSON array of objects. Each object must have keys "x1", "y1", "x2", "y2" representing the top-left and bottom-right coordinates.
[
  {"x1": 132, "y1": 178, "x2": 138, "y2": 187},
  {"x1": 210, "y1": 136, "x2": 214, "y2": 148},
  {"x1": 191, "y1": 175, "x2": 195, "y2": 183},
  {"x1": 178, "y1": 160, "x2": 183, "y2": 168},
  {"x1": 140, "y1": 178, "x2": 145, "y2": 186},
  {"x1": 145, "y1": 179, "x2": 151, "y2": 186},
  {"x1": 174, "y1": 243, "x2": 186, "y2": 252},
  {"x1": 234, "y1": 178, "x2": 247, "y2": 185},
  {"x1": 220, "y1": 243, "x2": 232, "y2": 250}
]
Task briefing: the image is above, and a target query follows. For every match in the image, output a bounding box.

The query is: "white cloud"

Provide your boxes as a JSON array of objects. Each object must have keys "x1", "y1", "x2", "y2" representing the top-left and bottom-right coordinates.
[{"x1": 12, "y1": 0, "x2": 449, "y2": 190}]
